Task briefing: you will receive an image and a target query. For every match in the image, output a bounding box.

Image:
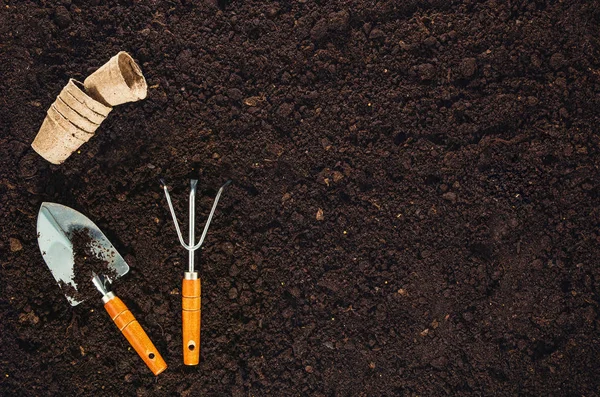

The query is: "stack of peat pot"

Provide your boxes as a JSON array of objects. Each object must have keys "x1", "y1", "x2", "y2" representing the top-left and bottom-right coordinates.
[{"x1": 32, "y1": 51, "x2": 147, "y2": 164}]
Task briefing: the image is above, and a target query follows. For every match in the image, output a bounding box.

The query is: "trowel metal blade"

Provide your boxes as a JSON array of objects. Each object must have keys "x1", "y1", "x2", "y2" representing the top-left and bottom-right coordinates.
[{"x1": 36, "y1": 202, "x2": 129, "y2": 306}]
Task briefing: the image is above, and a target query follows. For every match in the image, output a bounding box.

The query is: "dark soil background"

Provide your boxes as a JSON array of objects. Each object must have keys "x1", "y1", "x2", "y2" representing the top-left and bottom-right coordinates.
[{"x1": 2, "y1": 0, "x2": 600, "y2": 395}]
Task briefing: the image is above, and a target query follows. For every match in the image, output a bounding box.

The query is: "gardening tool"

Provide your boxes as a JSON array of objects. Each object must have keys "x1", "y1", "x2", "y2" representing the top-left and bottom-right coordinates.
[
  {"x1": 36, "y1": 202, "x2": 167, "y2": 375},
  {"x1": 161, "y1": 179, "x2": 230, "y2": 365}
]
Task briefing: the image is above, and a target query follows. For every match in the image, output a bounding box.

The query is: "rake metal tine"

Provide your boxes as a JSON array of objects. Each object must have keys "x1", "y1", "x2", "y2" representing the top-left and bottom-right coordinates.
[
  {"x1": 161, "y1": 179, "x2": 231, "y2": 252},
  {"x1": 189, "y1": 180, "x2": 232, "y2": 251},
  {"x1": 161, "y1": 179, "x2": 192, "y2": 250}
]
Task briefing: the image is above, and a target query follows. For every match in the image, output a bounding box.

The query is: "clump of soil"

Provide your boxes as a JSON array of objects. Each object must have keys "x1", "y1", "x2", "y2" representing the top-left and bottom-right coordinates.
[{"x1": 65, "y1": 228, "x2": 118, "y2": 302}]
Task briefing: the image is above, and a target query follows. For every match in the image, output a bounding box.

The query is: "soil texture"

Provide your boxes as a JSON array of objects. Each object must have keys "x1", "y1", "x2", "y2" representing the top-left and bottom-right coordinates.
[
  {"x1": 2, "y1": 0, "x2": 600, "y2": 396},
  {"x1": 69, "y1": 227, "x2": 119, "y2": 302}
]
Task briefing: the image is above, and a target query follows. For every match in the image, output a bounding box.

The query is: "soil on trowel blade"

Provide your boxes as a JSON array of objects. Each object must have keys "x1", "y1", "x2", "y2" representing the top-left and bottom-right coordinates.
[
  {"x1": 63, "y1": 228, "x2": 118, "y2": 303},
  {"x1": 2, "y1": 1, "x2": 600, "y2": 396}
]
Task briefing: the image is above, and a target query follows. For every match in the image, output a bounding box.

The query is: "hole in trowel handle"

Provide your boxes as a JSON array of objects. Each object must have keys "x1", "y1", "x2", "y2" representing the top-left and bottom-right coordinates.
[
  {"x1": 148, "y1": 353, "x2": 155, "y2": 359},
  {"x1": 188, "y1": 343, "x2": 195, "y2": 351}
]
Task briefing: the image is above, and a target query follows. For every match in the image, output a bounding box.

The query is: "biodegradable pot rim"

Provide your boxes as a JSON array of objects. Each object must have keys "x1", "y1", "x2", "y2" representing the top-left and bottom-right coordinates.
[
  {"x1": 116, "y1": 51, "x2": 147, "y2": 99},
  {"x1": 84, "y1": 51, "x2": 147, "y2": 106},
  {"x1": 59, "y1": 89, "x2": 106, "y2": 125},
  {"x1": 65, "y1": 78, "x2": 112, "y2": 116},
  {"x1": 53, "y1": 97, "x2": 100, "y2": 134}
]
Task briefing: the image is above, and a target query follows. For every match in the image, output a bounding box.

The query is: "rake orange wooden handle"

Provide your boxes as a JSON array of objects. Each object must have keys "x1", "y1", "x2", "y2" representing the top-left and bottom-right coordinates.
[
  {"x1": 182, "y1": 277, "x2": 201, "y2": 365},
  {"x1": 104, "y1": 295, "x2": 168, "y2": 375}
]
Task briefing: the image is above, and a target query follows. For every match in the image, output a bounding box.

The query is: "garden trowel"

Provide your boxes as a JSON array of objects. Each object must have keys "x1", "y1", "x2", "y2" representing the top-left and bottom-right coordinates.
[{"x1": 36, "y1": 202, "x2": 167, "y2": 375}]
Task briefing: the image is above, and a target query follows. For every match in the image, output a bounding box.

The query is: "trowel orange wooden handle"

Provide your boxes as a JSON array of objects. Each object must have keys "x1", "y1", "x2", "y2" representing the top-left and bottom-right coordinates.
[
  {"x1": 104, "y1": 295, "x2": 168, "y2": 375},
  {"x1": 182, "y1": 277, "x2": 201, "y2": 365}
]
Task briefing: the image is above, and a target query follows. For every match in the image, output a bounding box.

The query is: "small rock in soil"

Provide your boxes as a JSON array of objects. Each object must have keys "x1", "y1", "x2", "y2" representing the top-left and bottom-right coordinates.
[
  {"x1": 310, "y1": 10, "x2": 349, "y2": 41},
  {"x1": 221, "y1": 242, "x2": 234, "y2": 256},
  {"x1": 459, "y1": 57, "x2": 477, "y2": 78},
  {"x1": 417, "y1": 63, "x2": 436, "y2": 81},
  {"x1": 243, "y1": 96, "x2": 264, "y2": 107},
  {"x1": 555, "y1": 77, "x2": 567, "y2": 88},
  {"x1": 369, "y1": 28, "x2": 386, "y2": 40},
  {"x1": 362, "y1": 22, "x2": 372, "y2": 35},
  {"x1": 442, "y1": 192, "x2": 457, "y2": 202},
  {"x1": 9, "y1": 238, "x2": 23, "y2": 252},
  {"x1": 18, "y1": 311, "x2": 39, "y2": 325},
  {"x1": 310, "y1": 19, "x2": 329, "y2": 41},
  {"x1": 228, "y1": 287, "x2": 238, "y2": 299},
  {"x1": 316, "y1": 208, "x2": 324, "y2": 221},
  {"x1": 398, "y1": 40, "x2": 411, "y2": 51},
  {"x1": 54, "y1": 6, "x2": 71, "y2": 28},
  {"x1": 423, "y1": 36, "x2": 437, "y2": 47},
  {"x1": 278, "y1": 103, "x2": 294, "y2": 117},
  {"x1": 267, "y1": 4, "x2": 280, "y2": 18},
  {"x1": 327, "y1": 10, "x2": 349, "y2": 32},
  {"x1": 227, "y1": 88, "x2": 243, "y2": 101},
  {"x1": 215, "y1": 335, "x2": 228, "y2": 343}
]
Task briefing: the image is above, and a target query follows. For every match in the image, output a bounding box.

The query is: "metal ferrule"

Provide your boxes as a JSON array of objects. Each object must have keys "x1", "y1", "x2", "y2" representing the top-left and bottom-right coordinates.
[
  {"x1": 101, "y1": 291, "x2": 116, "y2": 304},
  {"x1": 184, "y1": 271, "x2": 198, "y2": 280}
]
